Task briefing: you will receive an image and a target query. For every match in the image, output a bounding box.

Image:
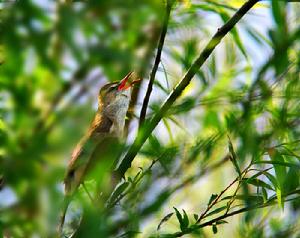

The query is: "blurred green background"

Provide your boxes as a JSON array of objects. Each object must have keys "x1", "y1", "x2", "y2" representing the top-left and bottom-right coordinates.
[{"x1": 0, "y1": 0, "x2": 300, "y2": 237}]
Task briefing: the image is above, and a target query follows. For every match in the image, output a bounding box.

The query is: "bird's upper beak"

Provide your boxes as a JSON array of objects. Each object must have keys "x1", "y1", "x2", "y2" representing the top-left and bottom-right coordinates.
[{"x1": 118, "y1": 72, "x2": 141, "y2": 91}]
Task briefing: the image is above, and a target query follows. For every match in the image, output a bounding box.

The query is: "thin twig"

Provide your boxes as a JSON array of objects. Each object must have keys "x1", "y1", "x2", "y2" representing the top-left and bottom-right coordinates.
[
  {"x1": 107, "y1": 159, "x2": 159, "y2": 209},
  {"x1": 139, "y1": 0, "x2": 174, "y2": 126},
  {"x1": 124, "y1": 21, "x2": 162, "y2": 135},
  {"x1": 170, "y1": 190, "x2": 300, "y2": 237},
  {"x1": 196, "y1": 161, "x2": 254, "y2": 223},
  {"x1": 108, "y1": 155, "x2": 231, "y2": 235}
]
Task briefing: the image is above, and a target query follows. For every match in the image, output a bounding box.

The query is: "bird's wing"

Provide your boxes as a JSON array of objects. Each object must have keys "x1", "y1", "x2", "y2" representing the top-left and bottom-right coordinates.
[
  {"x1": 64, "y1": 114, "x2": 113, "y2": 194},
  {"x1": 67, "y1": 136, "x2": 100, "y2": 171},
  {"x1": 64, "y1": 135, "x2": 100, "y2": 194}
]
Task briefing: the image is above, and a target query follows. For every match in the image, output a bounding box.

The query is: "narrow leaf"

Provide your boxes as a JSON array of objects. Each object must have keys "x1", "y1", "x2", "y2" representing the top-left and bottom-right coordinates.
[
  {"x1": 253, "y1": 161, "x2": 300, "y2": 169},
  {"x1": 228, "y1": 137, "x2": 241, "y2": 178},
  {"x1": 157, "y1": 212, "x2": 174, "y2": 230},
  {"x1": 205, "y1": 206, "x2": 227, "y2": 218},
  {"x1": 109, "y1": 181, "x2": 129, "y2": 204},
  {"x1": 182, "y1": 209, "x2": 189, "y2": 230},
  {"x1": 267, "y1": 148, "x2": 287, "y2": 209},
  {"x1": 219, "y1": 11, "x2": 248, "y2": 59},
  {"x1": 262, "y1": 187, "x2": 268, "y2": 202},
  {"x1": 263, "y1": 171, "x2": 278, "y2": 189},
  {"x1": 243, "y1": 178, "x2": 274, "y2": 191},
  {"x1": 221, "y1": 194, "x2": 263, "y2": 203},
  {"x1": 208, "y1": 194, "x2": 218, "y2": 206},
  {"x1": 212, "y1": 224, "x2": 218, "y2": 234},
  {"x1": 173, "y1": 207, "x2": 185, "y2": 231},
  {"x1": 216, "y1": 220, "x2": 228, "y2": 225}
]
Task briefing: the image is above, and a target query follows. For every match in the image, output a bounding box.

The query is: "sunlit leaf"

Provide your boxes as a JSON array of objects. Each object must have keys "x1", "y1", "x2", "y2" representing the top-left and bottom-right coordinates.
[
  {"x1": 219, "y1": 11, "x2": 248, "y2": 59},
  {"x1": 157, "y1": 212, "x2": 174, "y2": 230},
  {"x1": 221, "y1": 194, "x2": 263, "y2": 203},
  {"x1": 267, "y1": 148, "x2": 288, "y2": 209},
  {"x1": 243, "y1": 178, "x2": 274, "y2": 191},
  {"x1": 216, "y1": 220, "x2": 228, "y2": 225},
  {"x1": 212, "y1": 224, "x2": 218, "y2": 234},
  {"x1": 208, "y1": 194, "x2": 218, "y2": 206},
  {"x1": 182, "y1": 209, "x2": 189, "y2": 230},
  {"x1": 205, "y1": 206, "x2": 227, "y2": 218},
  {"x1": 228, "y1": 137, "x2": 241, "y2": 178}
]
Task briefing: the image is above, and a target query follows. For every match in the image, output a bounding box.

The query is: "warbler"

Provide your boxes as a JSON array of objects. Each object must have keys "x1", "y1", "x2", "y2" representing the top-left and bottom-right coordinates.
[
  {"x1": 59, "y1": 72, "x2": 140, "y2": 235},
  {"x1": 64, "y1": 71, "x2": 139, "y2": 195}
]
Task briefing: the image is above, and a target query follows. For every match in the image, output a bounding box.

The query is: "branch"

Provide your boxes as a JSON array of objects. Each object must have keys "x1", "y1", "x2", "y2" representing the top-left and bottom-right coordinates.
[
  {"x1": 195, "y1": 162, "x2": 253, "y2": 223},
  {"x1": 139, "y1": 0, "x2": 173, "y2": 126},
  {"x1": 115, "y1": 0, "x2": 259, "y2": 179},
  {"x1": 170, "y1": 189, "x2": 300, "y2": 237},
  {"x1": 108, "y1": 155, "x2": 230, "y2": 235}
]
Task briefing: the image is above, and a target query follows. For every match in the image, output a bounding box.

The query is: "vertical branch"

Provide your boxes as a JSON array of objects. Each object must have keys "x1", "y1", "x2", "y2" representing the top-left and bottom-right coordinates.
[
  {"x1": 139, "y1": 0, "x2": 173, "y2": 127},
  {"x1": 124, "y1": 23, "x2": 161, "y2": 136}
]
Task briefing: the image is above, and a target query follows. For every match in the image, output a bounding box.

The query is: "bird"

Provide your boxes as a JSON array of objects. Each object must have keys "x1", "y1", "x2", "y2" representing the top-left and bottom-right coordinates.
[
  {"x1": 59, "y1": 72, "x2": 139, "y2": 234},
  {"x1": 64, "y1": 71, "x2": 139, "y2": 195}
]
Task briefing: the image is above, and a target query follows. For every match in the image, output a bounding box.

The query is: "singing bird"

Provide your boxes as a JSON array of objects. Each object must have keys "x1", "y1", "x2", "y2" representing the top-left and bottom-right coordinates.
[{"x1": 64, "y1": 72, "x2": 138, "y2": 195}]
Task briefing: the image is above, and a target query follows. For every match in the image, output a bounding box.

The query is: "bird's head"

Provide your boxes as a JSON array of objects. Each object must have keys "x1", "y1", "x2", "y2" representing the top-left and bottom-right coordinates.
[{"x1": 98, "y1": 71, "x2": 140, "y2": 109}]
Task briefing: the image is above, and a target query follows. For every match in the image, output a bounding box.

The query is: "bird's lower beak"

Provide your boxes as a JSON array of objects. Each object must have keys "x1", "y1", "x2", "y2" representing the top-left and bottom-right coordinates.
[{"x1": 130, "y1": 78, "x2": 141, "y2": 86}]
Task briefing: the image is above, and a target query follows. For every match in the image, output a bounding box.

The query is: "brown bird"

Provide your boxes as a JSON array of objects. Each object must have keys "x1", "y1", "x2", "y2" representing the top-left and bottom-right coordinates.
[
  {"x1": 59, "y1": 72, "x2": 139, "y2": 234},
  {"x1": 64, "y1": 71, "x2": 139, "y2": 195}
]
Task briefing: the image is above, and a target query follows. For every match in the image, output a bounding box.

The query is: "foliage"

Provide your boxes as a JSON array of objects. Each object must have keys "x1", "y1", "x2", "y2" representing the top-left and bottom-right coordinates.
[{"x1": 0, "y1": 0, "x2": 300, "y2": 237}]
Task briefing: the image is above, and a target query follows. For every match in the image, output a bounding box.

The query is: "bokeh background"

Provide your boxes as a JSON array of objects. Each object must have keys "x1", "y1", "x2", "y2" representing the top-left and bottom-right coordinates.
[{"x1": 0, "y1": 0, "x2": 300, "y2": 237}]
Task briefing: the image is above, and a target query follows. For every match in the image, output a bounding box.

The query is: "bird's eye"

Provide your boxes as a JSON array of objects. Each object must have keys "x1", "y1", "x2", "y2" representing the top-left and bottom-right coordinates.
[{"x1": 108, "y1": 85, "x2": 117, "y2": 92}]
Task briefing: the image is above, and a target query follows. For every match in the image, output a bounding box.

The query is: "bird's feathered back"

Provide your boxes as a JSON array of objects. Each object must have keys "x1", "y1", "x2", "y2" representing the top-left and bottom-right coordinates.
[{"x1": 64, "y1": 78, "x2": 132, "y2": 195}]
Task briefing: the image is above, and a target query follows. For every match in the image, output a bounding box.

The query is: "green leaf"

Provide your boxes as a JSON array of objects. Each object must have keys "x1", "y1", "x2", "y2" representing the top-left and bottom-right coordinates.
[
  {"x1": 182, "y1": 209, "x2": 189, "y2": 230},
  {"x1": 208, "y1": 194, "x2": 218, "y2": 206},
  {"x1": 203, "y1": 110, "x2": 221, "y2": 130},
  {"x1": 157, "y1": 212, "x2": 174, "y2": 230},
  {"x1": 109, "y1": 181, "x2": 130, "y2": 204},
  {"x1": 158, "y1": 147, "x2": 178, "y2": 175},
  {"x1": 163, "y1": 118, "x2": 174, "y2": 143},
  {"x1": 173, "y1": 207, "x2": 185, "y2": 232},
  {"x1": 193, "y1": 214, "x2": 199, "y2": 221},
  {"x1": 221, "y1": 194, "x2": 263, "y2": 203},
  {"x1": 149, "y1": 135, "x2": 162, "y2": 152},
  {"x1": 228, "y1": 137, "x2": 241, "y2": 178},
  {"x1": 168, "y1": 97, "x2": 196, "y2": 115},
  {"x1": 173, "y1": 208, "x2": 189, "y2": 232},
  {"x1": 267, "y1": 149, "x2": 288, "y2": 209},
  {"x1": 212, "y1": 224, "x2": 218, "y2": 234},
  {"x1": 160, "y1": 60, "x2": 170, "y2": 91},
  {"x1": 216, "y1": 220, "x2": 228, "y2": 225},
  {"x1": 243, "y1": 178, "x2": 274, "y2": 191},
  {"x1": 219, "y1": 11, "x2": 248, "y2": 59},
  {"x1": 275, "y1": 187, "x2": 283, "y2": 210},
  {"x1": 271, "y1": 0, "x2": 286, "y2": 30},
  {"x1": 154, "y1": 80, "x2": 169, "y2": 94},
  {"x1": 283, "y1": 167, "x2": 300, "y2": 193},
  {"x1": 263, "y1": 171, "x2": 278, "y2": 189},
  {"x1": 262, "y1": 187, "x2": 268, "y2": 202},
  {"x1": 253, "y1": 161, "x2": 300, "y2": 169},
  {"x1": 263, "y1": 171, "x2": 286, "y2": 208},
  {"x1": 205, "y1": 206, "x2": 227, "y2": 218},
  {"x1": 246, "y1": 27, "x2": 272, "y2": 47}
]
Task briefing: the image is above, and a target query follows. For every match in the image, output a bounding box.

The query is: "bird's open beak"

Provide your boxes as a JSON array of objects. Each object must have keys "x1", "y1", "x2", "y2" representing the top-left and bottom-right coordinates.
[{"x1": 118, "y1": 72, "x2": 141, "y2": 91}]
